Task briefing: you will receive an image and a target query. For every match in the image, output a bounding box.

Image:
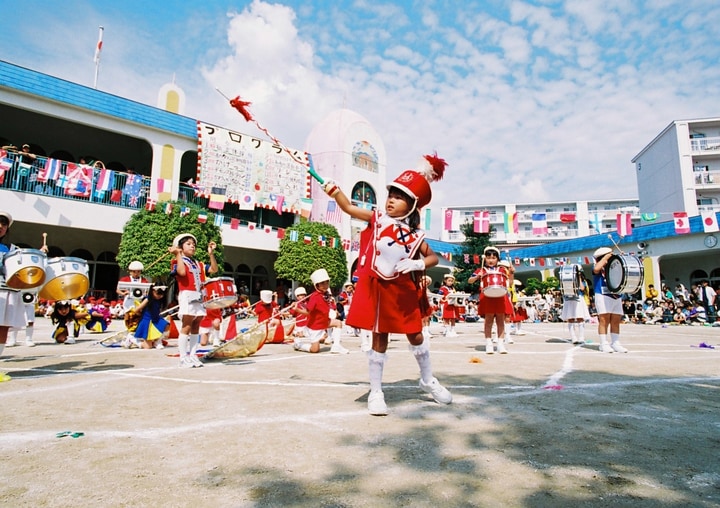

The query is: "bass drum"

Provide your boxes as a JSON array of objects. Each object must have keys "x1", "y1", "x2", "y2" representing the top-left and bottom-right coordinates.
[
  {"x1": 606, "y1": 254, "x2": 644, "y2": 295},
  {"x1": 559, "y1": 264, "x2": 583, "y2": 297},
  {"x1": 39, "y1": 257, "x2": 90, "y2": 301}
]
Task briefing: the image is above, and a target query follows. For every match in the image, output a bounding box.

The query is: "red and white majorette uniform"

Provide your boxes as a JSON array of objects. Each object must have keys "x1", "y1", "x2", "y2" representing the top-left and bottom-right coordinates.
[
  {"x1": 437, "y1": 283, "x2": 459, "y2": 320},
  {"x1": 475, "y1": 266, "x2": 514, "y2": 315},
  {"x1": 171, "y1": 256, "x2": 208, "y2": 317},
  {"x1": 346, "y1": 211, "x2": 426, "y2": 334}
]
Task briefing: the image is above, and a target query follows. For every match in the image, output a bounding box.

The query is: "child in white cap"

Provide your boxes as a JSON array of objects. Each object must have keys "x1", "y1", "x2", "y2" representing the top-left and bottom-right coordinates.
[
  {"x1": 592, "y1": 247, "x2": 628, "y2": 353},
  {"x1": 292, "y1": 269, "x2": 347, "y2": 354},
  {"x1": 169, "y1": 233, "x2": 218, "y2": 367}
]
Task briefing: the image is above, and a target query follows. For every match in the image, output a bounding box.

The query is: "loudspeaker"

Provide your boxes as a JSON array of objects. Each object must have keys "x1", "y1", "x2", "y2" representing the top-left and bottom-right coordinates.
[{"x1": 637, "y1": 241, "x2": 648, "y2": 250}]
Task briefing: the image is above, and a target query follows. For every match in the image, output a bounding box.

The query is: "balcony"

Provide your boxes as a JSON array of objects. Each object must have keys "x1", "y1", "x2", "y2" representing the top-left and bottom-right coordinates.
[{"x1": 690, "y1": 136, "x2": 720, "y2": 153}]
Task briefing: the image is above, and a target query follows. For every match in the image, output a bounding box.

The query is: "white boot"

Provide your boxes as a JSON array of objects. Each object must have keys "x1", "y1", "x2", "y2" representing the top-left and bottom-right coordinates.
[
  {"x1": 330, "y1": 328, "x2": 349, "y2": 354},
  {"x1": 485, "y1": 338, "x2": 494, "y2": 354}
]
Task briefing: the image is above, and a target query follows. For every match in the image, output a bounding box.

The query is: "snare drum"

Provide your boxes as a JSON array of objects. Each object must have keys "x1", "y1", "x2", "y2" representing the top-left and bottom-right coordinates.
[
  {"x1": 39, "y1": 257, "x2": 90, "y2": 301},
  {"x1": 559, "y1": 264, "x2": 583, "y2": 297},
  {"x1": 481, "y1": 271, "x2": 508, "y2": 298},
  {"x1": 117, "y1": 282, "x2": 152, "y2": 299},
  {"x1": 202, "y1": 277, "x2": 238, "y2": 309},
  {"x1": 606, "y1": 254, "x2": 644, "y2": 295},
  {"x1": 3, "y1": 248, "x2": 47, "y2": 290}
]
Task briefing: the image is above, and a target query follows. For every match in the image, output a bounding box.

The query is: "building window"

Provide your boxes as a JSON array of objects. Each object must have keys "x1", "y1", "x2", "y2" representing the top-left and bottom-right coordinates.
[{"x1": 351, "y1": 182, "x2": 377, "y2": 209}]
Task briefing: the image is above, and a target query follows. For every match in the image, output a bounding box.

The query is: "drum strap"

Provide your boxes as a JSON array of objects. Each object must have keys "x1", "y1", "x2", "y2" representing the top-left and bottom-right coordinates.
[{"x1": 183, "y1": 256, "x2": 204, "y2": 293}]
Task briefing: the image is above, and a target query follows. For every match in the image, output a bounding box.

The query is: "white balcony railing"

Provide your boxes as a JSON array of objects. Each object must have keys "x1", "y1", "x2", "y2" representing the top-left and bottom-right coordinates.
[{"x1": 691, "y1": 136, "x2": 720, "y2": 152}]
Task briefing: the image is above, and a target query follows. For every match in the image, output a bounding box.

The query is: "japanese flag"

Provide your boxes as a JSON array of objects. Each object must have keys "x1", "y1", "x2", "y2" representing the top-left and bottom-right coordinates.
[{"x1": 701, "y1": 211, "x2": 719, "y2": 233}]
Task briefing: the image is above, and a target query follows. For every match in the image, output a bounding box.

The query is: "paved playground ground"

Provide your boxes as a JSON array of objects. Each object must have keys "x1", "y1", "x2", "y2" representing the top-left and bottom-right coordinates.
[{"x1": 1, "y1": 317, "x2": 719, "y2": 507}]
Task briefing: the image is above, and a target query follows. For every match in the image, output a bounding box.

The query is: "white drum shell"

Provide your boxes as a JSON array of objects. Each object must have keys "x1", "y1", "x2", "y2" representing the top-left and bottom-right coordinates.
[{"x1": 606, "y1": 255, "x2": 644, "y2": 295}]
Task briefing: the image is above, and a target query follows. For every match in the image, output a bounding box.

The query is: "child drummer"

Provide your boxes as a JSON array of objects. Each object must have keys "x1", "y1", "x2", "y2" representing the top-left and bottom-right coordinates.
[
  {"x1": 169, "y1": 233, "x2": 218, "y2": 368},
  {"x1": 468, "y1": 246, "x2": 514, "y2": 354},
  {"x1": 437, "y1": 273, "x2": 460, "y2": 337}
]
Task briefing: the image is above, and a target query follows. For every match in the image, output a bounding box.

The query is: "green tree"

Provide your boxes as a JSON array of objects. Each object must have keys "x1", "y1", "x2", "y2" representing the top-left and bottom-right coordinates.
[
  {"x1": 116, "y1": 201, "x2": 224, "y2": 281},
  {"x1": 453, "y1": 221, "x2": 494, "y2": 294},
  {"x1": 274, "y1": 221, "x2": 348, "y2": 288},
  {"x1": 525, "y1": 276, "x2": 560, "y2": 295}
]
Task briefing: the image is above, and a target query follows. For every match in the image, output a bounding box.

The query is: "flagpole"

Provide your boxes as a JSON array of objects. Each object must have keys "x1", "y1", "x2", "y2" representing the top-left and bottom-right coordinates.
[{"x1": 93, "y1": 26, "x2": 104, "y2": 89}]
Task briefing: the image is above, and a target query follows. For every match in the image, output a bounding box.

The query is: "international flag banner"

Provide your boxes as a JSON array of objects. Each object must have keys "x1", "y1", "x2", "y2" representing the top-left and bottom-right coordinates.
[
  {"x1": 318, "y1": 235, "x2": 326, "y2": 247},
  {"x1": 94, "y1": 26, "x2": 103, "y2": 64},
  {"x1": 289, "y1": 230, "x2": 299, "y2": 242},
  {"x1": 584, "y1": 256, "x2": 590, "y2": 264},
  {"x1": 39, "y1": 158, "x2": 61, "y2": 182},
  {"x1": 164, "y1": 202, "x2": 173, "y2": 215},
  {"x1": 326, "y1": 200, "x2": 342, "y2": 224},
  {"x1": 514, "y1": 258, "x2": 521, "y2": 266},
  {"x1": 616, "y1": 213, "x2": 632, "y2": 237},
  {"x1": 701, "y1": 211, "x2": 719, "y2": 233},
  {"x1": 247, "y1": 222, "x2": 256, "y2": 231},
  {"x1": 300, "y1": 198, "x2": 313, "y2": 219},
  {"x1": 504, "y1": 212, "x2": 518, "y2": 234},
  {"x1": 641, "y1": 212, "x2": 659, "y2": 222},
  {"x1": 464, "y1": 254, "x2": 470, "y2": 263},
  {"x1": 264, "y1": 226, "x2": 272, "y2": 234},
  {"x1": 275, "y1": 194, "x2": 285, "y2": 214},
  {"x1": 538, "y1": 258, "x2": 545, "y2": 267},
  {"x1": 0, "y1": 154, "x2": 11, "y2": 184},
  {"x1": 424, "y1": 208, "x2": 431, "y2": 231},
  {"x1": 473, "y1": 254, "x2": 480, "y2": 264},
  {"x1": 303, "y1": 234, "x2": 313, "y2": 245},
  {"x1": 673, "y1": 212, "x2": 690, "y2": 234},
  {"x1": 277, "y1": 228, "x2": 285, "y2": 239},
  {"x1": 350, "y1": 240, "x2": 360, "y2": 252},
  {"x1": 474, "y1": 210, "x2": 490, "y2": 233},
  {"x1": 124, "y1": 174, "x2": 141, "y2": 198},
  {"x1": 97, "y1": 169, "x2": 114, "y2": 192},
  {"x1": 110, "y1": 189, "x2": 122, "y2": 202},
  {"x1": 197, "y1": 213, "x2": 208, "y2": 224},
  {"x1": 209, "y1": 186, "x2": 227, "y2": 210},
  {"x1": 560, "y1": 213, "x2": 576, "y2": 223},
  {"x1": 156, "y1": 178, "x2": 171, "y2": 194},
  {"x1": 238, "y1": 192, "x2": 255, "y2": 210},
  {"x1": 180, "y1": 206, "x2": 190, "y2": 217},
  {"x1": 330, "y1": 237, "x2": 338, "y2": 248},
  {"x1": 65, "y1": 164, "x2": 92, "y2": 197},
  {"x1": 145, "y1": 199, "x2": 156, "y2": 211},
  {"x1": 531, "y1": 213, "x2": 548, "y2": 235},
  {"x1": 214, "y1": 214, "x2": 224, "y2": 227},
  {"x1": 529, "y1": 258, "x2": 536, "y2": 266},
  {"x1": 230, "y1": 218, "x2": 240, "y2": 230}
]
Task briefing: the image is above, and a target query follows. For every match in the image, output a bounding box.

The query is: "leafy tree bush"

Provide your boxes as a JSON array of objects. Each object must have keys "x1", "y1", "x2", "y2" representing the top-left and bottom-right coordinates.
[
  {"x1": 274, "y1": 221, "x2": 348, "y2": 288},
  {"x1": 116, "y1": 201, "x2": 223, "y2": 281}
]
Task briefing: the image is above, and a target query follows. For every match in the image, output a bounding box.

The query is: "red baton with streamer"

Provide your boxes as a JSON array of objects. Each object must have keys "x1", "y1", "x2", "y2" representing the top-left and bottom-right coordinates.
[{"x1": 219, "y1": 89, "x2": 325, "y2": 185}]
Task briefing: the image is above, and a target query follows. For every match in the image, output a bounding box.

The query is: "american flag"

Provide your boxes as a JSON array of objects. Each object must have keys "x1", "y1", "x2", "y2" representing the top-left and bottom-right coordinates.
[{"x1": 325, "y1": 200, "x2": 342, "y2": 224}]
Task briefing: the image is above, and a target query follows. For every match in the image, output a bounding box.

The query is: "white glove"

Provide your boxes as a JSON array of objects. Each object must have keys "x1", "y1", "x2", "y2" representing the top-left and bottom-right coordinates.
[
  {"x1": 323, "y1": 179, "x2": 340, "y2": 197},
  {"x1": 395, "y1": 259, "x2": 425, "y2": 274}
]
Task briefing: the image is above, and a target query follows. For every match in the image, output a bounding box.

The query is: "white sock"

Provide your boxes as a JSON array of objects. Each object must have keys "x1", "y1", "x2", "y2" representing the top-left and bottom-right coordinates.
[
  {"x1": 569, "y1": 324, "x2": 576, "y2": 340},
  {"x1": 599, "y1": 334, "x2": 608, "y2": 345},
  {"x1": 610, "y1": 333, "x2": 620, "y2": 344},
  {"x1": 25, "y1": 326, "x2": 34, "y2": 341},
  {"x1": 367, "y1": 349, "x2": 387, "y2": 393},
  {"x1": 189, "y1": 334, "x2": 200, "y2": 356},
  {"x1": 0, "y1": 343, "x2": 5, "y2": 356},
  {"x1": 296, "y1": 342, "x2": 312, "y2": 352},
  {"x1": 578, "y1": 323, "x2": 585, "y2": 340},
  {"x1": 410, "y1": 341, "x2": 432, "y2": 384},
  {"x1": 331, "y1": 327, "x2": 341, "y2": 345},
  {"x1": 178, "y1": 333, "x2": 189, "y2": 357}
]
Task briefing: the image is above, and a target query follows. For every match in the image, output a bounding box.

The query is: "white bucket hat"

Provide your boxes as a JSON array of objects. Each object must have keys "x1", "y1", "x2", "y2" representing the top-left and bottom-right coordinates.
[
  {"x1": 310, "y1": 268, "x2": 330, "y2": 285},
  {"x1": 593, "y1": 247, "x2": 612, "y2": 259},
  {"x1": 173, "y1": 233, "x2": 197, "y2": 248},
  {"x1": 260, "y1": 290, "x2": 273, "y2": 303},
  {"x1": 128, "y1": 261, "x2": 144, "y2": 271},
  {"x1": 294, "y1": 287, "x2": 307, "y2": 298}
]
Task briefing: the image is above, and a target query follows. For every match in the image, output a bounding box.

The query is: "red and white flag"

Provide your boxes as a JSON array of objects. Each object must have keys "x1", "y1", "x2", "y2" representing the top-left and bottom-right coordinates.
[
  {"x1": 673, "y1": 212, "x2": 690, "y2": 234},
  {"x1": 616, "y1": 213, "x2": 632, "y2": 237},
  {"x1": 701, "y1": 211, "x2": 719, "y2": 233},
  {"x1": 474, "y1": 210, "x2": 489, "y2": 233},
  {"x1": 94, "y1": 26, "x2": 104, "y2": 64}
]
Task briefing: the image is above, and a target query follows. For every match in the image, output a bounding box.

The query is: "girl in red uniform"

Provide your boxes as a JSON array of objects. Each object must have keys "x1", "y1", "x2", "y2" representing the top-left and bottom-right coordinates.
[
  {"x1": 468, "y1": 246, "x2": 514, "y2": 354},
  {"x1": 324, "y1": 153, "x2": 452, "y2": 415},
  {"x1": 169, "y1": 233, "x2": 218, "y2": 368}
]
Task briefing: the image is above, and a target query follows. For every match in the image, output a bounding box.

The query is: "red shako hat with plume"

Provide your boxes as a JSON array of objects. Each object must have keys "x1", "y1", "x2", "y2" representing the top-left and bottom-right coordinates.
[{"x1": 387, "y1": 152, "x2": 447, "y2": 212}]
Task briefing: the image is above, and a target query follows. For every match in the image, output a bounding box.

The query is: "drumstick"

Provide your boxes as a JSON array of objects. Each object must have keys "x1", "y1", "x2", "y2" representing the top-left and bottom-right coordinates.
[
  {"x1": 606, "y1": 234, "x2": 625, "y2": 255},
  {"x1": 144, "y1": 251, "x2": 172, "y2": 271},
  {"x1": 42, "y1": 232, "x2": 47, "y2": 248}
]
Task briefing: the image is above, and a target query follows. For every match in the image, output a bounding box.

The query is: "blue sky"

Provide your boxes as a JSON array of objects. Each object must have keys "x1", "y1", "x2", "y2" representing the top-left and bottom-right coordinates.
[{"x1": 2, "y1": 0, "x2": 719, "y2": 233}]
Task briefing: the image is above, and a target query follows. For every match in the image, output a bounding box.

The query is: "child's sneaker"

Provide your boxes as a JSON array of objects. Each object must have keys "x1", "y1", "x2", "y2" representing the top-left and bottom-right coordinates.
[
  {"x1": 611, "y1": 341, "x2": 628, "y2": 353},
  {"x1": 419, "y1": 377, "x2": 452, "y2": 404},
  {"x1": 368, "y1": 391, "x2": 388, "y2": 416},
  {"x1": 190, "y1": 355, "x2": 204, "y2": 367},
  {"x1": 179, "y1": 357, "x2": 194, "y2": 368},
  {"x1": 485, "y1": 339, "x2": 494, "y2": 354},
  {"x1": 64, "y1": 337, "x2": 76, "y2": 344},
  {"x1": 330, "y1": 343, "x2": 349, "y2": 354},
  {"x1": 496, "y1": 341, "x2": 508, "y2": 354},
  {"x1": 25, "y1": 339, "x2": 36, "y2": 347},
  {"x1": 599, "y1": 343, "x2": 613, "y2": 353}
]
